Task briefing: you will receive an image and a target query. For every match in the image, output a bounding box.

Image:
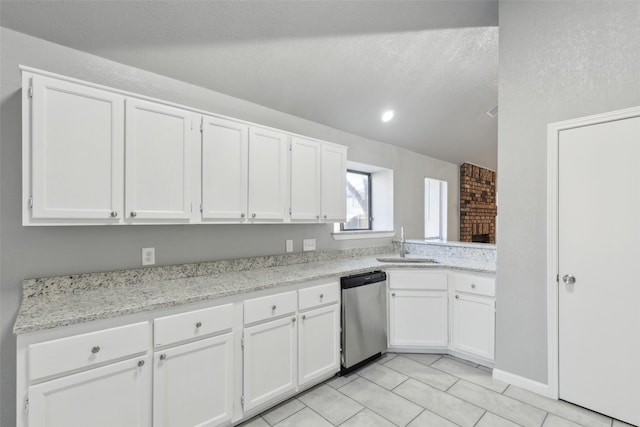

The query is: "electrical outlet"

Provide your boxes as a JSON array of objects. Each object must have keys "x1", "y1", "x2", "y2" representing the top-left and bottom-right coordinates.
[
  {"x1": 302, "y1": 238, "x2": 316, "y2": 252},
  {"x1": 286, "y1": 240, "x2": 293, "y2": 253},
  {"x1": 142, "y1": 247, "x2": 155, "y2": 266}
]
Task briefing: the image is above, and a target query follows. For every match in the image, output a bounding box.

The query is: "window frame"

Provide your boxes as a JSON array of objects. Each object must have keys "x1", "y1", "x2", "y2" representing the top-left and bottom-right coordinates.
[{"x1": 341, "y1": 169, "x2": 373, "y2": 231}]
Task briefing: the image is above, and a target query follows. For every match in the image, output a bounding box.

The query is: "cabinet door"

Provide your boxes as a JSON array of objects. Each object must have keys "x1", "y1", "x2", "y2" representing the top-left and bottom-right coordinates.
[
  {"x1": 320, "y1": 144, "x2": 347, "y2": 222},
  {"x1": 125, "y1": 98, "x2": 193, "y2": 220},
  {"x1": 290, "y1": 137, "x2": 321, "y2": 221},
  {"x1": 389, "y1": 290, "x2": 448, "y2": 347},
  {"x1": 452, "y1": 293, "x2": 495, "y2": 360},
  {"x1": 30, "y1": 75, "x2": 124, "y2": 220},
  {"x1": 153, "y1": 334, "x2": 233, "y2": 427},
  {"x1": 247, "y1": 127, "x2": 288, "y2": 221},
  {"x1": 298, "y1": 305, "x2": 340, "y2": 386},
  {"x1": 29, "y1": 356, "x2": 150, "y2": 427},
  {"x1": 201, "y1": 116, "x2": 248, "y2": 221},
  {"x1": 243, "y1": 315, "x2": 297, "y2": 411}
]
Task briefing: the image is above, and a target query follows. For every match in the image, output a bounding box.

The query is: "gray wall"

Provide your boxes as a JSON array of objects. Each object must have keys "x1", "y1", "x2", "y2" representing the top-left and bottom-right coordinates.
[
  {"x1": 0, "y1": 27, "x2": 459, "y2": 426},
  {"x1": 496, "y1": 1, "x2": 640, "y2": 384}
]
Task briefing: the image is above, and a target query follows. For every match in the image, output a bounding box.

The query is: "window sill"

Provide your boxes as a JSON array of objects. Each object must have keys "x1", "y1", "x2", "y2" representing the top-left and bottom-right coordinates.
[{"x1": 331, "y1": 230, "x2": 396, "y2": 241}]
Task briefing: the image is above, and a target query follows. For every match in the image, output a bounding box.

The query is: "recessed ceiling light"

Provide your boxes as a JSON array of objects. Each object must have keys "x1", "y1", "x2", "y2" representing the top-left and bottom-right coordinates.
[{"x1": 381, "y1": 110, "x2": 395, "y2": 122}]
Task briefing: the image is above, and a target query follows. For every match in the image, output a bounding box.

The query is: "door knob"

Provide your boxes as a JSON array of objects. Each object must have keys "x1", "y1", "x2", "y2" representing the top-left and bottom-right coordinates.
[{"x1": 562, "y1": 274, "x2": 576, "y2": 285}]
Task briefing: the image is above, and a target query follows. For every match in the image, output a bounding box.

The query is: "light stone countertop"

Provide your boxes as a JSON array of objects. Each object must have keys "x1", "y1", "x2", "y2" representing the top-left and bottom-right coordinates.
[{"x1": 14, "y1": 253, "x2": 495, "y2": 334}]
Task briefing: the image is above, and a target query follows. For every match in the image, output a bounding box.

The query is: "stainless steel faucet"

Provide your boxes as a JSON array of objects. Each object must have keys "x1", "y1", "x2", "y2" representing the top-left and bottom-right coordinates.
[{"x1": 400, "y1": 226, "x2": 409, "y2": 257}]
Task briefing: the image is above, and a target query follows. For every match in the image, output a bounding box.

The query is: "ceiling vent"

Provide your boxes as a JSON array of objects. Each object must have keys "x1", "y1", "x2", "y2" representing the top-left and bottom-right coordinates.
[{"x1": 486, "y1": 104, "x2": 498, "y2": 118}]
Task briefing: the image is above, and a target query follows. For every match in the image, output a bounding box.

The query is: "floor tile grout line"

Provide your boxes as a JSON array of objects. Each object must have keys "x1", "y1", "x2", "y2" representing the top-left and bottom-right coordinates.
[
  {"x1": 472, "y1": 410, "x2": 488, "y2": 427},
  {"x1": 501, "y1": 387, "x2": 613, "y2": 426},
  {"x1": 334, "y1": 407, "x2": 365, "y2": 427},
  {"x1": 540, "y1": 411, "x2": 550, "y2": 427},
  {"x1": 405, "y1": 408, "x2": 425, "y2": 427},
  {"x1": 305, "y1": 403, "x2": 341, "y2": 427},
  {"x1": 268, "y1": 400, "x2": 307, "y2": 427},
  {"x1": 335, "y1": 375, "x2": 420, "y2": 427}
]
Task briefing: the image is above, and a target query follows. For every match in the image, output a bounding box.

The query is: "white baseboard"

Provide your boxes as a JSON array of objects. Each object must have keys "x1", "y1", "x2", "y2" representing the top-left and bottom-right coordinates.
[{"x1": 493, "y1": 369, "x2": 554, "y2": 398}]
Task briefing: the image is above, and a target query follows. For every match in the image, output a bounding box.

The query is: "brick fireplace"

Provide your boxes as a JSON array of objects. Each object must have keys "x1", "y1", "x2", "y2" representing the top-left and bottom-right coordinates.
[{"x1": 460, "y1": 163, "x2": 497, "y2": 244}]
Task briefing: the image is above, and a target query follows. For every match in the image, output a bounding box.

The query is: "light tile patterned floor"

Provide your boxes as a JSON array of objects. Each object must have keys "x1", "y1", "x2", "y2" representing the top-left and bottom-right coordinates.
[{"x1": 240, "y1": 353, "x2": 635, "y2": 427}]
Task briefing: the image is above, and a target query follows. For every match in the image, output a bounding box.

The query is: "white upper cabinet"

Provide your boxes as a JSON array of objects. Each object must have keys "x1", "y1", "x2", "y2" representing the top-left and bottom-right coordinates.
[
  {"x1": 320, "y1": 144, "x2": 347, "y2": 222},
  {"x1": 27, "y1": 74, "x2": 124, "y2": 222},
  {"x1": 290, "y1": 137, "x2": 321, "y2": 221},
  {"x1": 125, "y1": 98, "x2": 193, "y2": 220},
  {"x1": 201, "y1": 116, "x2": 249, "y2": 221},
  {"x1": 22, "y1": 68, "x2": 347, "y2": 226},
  {"x1": 290, "y1": 137, "x2": 348, "y2": 223},
  {"x1": 247, "y1": 127, "x2": 288, "y2": 221}
]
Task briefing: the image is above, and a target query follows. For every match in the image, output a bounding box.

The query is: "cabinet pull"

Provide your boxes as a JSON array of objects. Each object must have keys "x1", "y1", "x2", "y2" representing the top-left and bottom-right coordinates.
[
  {"x1": 241, "y1": 213, "x2": 245, "y2": 218},
  {"x1": 316, "y1": 215, "x2": 320, "y2": 219},
  {"x1": 292, "y1": 317, "x2": 296, "y2": 323},
  {"x1": 272, "y1": 305, "x2": 277, "y2": 311},
  {"x1": 302, "y1": 314, "x2": 306, "y2": 320},
  {"x1": 137, "y1": 360, "x2": 145, "y2": 367},
  {"x1": 320, "y1": 294, "x2": 324, "y2": 299},
  {"x1": 455, "y1": 295, "x2": 460, "y2": 299},
  {"x1": 130, "y1": 211, "x2": 137, "y2": 218},
  {"x1": 159, "y1": 354, "x2": 167, "y2": 361},
  {"x1": 91, "y1": 346, "x2": 100, "y2": 354},
  {"x1": 252, "y1": 213, "x2": 256, "y2": 218},
  {"x1": 110, "y1": 211, "x2": 118, "y2": 218},
  {"x1": 324, "y1": 215, "x2": 327, "y2": 219},
  {"x1": 195, "y1": 321, "x2": 202, "y2": 328},
  {"x1": 391, "y1": 293, "x2": 396, "y2": 297},
  {"x1": 471, "y1": 284, "x2": 477, "y2": 289}
]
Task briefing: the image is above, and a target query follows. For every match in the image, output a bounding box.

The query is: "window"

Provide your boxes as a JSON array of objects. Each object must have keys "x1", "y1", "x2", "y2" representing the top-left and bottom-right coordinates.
[
  {"x1": 425, "y1": 178, "x2": 448, "y2": 241},
  {"x1": 341, "y1": 170, "x2": 372, "y2": 231}
]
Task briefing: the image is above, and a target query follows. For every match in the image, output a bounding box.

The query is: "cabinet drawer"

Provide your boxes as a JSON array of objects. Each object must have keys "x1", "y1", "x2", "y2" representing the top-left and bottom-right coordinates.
[
  {"x1": 154, "y1": 303, "x2": 233, "y2": 348},
  {"x1": 388, "y1": 270, "x2": 447, "y2": 290},
  {"x1": 29, "y1": 322, "x2": 149, "y2": 381},
  {"x1": 452, "y1": 273, "x2": 495, "y2": 297},
  {"x1": 299, "y1": 282, "x2": 339, "y2": 311},
  {"x1": 244, "y1": 291, "x2": 297, "y2": 325}
]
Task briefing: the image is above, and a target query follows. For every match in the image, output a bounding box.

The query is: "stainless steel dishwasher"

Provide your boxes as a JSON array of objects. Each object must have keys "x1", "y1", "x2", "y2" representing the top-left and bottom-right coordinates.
[{"x1": 340, "y1": 270, "x2": 387, "y2": 375}]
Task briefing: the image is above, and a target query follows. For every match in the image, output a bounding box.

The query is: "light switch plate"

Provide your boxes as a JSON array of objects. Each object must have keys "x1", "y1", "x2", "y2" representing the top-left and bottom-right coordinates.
[
  {"x1": 303, "y1": 239, "x2": 316, "y2": 252},
  {"x1": 286, "y1": 240, "x2": 293, "y2": 253},
  {"x1": 142, "y1": 247, "x2": 155, "y2": 266}
]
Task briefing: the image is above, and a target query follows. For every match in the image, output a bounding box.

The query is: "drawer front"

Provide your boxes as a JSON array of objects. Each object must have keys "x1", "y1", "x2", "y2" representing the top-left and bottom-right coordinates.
[
  {"x1": 29, "y1": 322, "x2": 149, "y2": 381},
  {"x1": 452, "y1": 273, "x2": 495, "y2": 297},
  {"x1": 388, "y1": 270, "x2": 447, "y2": 290},
  {"x1": 244, "y1": 291, "x2": 297, "y2": 325},
  {"x1": 298, "y1": 282, "x2": 339, "y2": 311},
  {"x1": 154, "y1": 303, "x2": 233, "y2": 348}
]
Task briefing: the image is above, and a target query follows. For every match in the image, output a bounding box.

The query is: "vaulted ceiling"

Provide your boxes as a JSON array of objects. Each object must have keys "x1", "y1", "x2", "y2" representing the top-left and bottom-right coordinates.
[{"x1": 1, "y1": 1, "x2": 499, "y2": 170}]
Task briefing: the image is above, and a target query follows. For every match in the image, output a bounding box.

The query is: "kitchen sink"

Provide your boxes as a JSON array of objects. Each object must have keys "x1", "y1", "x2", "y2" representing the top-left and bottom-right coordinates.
[{"x1": 376, "y1": 257, "x2": 438, "y2": 264}]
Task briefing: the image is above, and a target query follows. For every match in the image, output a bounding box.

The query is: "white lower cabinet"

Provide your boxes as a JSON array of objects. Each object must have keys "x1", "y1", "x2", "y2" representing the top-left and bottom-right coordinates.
[
  {"x1": 242, "y1": 315, "x2": 297, "y2": 412},
  {"x1": 298, "y1": 303, "x2": 340, "y2": 386},
  {"x1": 153, "y1": 334, "x2": 233, "y2": 427},
  {"x1": 28, "y1": 356, "x2": 151, "y2": 427},
  {"x1": 389, "y1": 289, "x2": 448, "y2": 347},
  {"x1": 388, "y1": 270, "x2": 449, "y2": 349},
  {"x1": 450, "y1": 272, "x2": 496, "y2": 362}
]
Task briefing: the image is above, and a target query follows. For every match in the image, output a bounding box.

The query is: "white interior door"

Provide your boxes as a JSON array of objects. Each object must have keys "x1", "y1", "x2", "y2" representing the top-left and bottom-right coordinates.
[{"x1": 558, "y1": 116, "x2": 640, "y2": 425}]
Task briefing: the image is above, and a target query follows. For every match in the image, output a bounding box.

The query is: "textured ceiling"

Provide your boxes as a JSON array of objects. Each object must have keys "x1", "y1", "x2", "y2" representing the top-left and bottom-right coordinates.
[{"x1": 1, "y1": 1, "x2": 499, "y2": 170}]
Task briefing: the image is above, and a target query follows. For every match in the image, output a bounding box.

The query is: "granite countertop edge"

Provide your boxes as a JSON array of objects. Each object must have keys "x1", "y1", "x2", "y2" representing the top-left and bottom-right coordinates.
[{"x1": 14, "y1": 254, "x2": 495, "y2": 335}]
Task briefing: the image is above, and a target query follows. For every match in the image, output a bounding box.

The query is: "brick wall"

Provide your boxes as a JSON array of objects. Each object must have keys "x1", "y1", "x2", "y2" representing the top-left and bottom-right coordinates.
[{"x1": 460, "y1": 163, "x2": 497, "y2": 244}]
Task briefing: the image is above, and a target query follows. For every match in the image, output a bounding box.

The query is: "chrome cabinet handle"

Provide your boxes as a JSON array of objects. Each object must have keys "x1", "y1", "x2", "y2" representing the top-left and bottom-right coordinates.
[
  {"x1": 137, "y1": 360, "x2": 145, "y2": 367},
  {"x1": 563, "y1": 274, "x2": 576, "y2": 285},
  {"x1": 320, "y1": 294, "x2": 324, "y2": 299},
  {"x1": 110, "y1": 211, "x2": 118, "y2": 218},
  {"x1": 241, "y1": 213, "x2": 246, "y2": 218},
  {"x1": 159, "y1": 354, "x2": 167, "y2": 361},
  {"x1": 195, "y1": 321, "x2": 202, "y2": 328},
  {"x1": 391, "y1": 293, "x2": 396, "y2": 297},
  {"x1": 302, "y1": 314, "x2": 306, "y2": 320},
  {"x1": 316, "y1": 215, "x2": 320, "y2": 219},
  {"x1": 272, "y1": 305, "x2": 277, "y2": 310},
  {"x1": 471, "y1": 284, "x2": 476, "y2": 289},
  {"x1": 91, "y1": 346, "x2": 100, "y2": 354},
  {"x1": 252, "y1": 213, "x2": 256, "y2": 218},
  {"x1": 324, "y1": 215, "x2": 327, "y2": 219},
  {"x1": 292, "y1": 317, "x2": 296, "y2": 323},
  {"x1": 130, "y1": 211, "x2": 137, "y2": 217},
  {"x1": 455, "y1": 295, "x2": 460, "y2": 299}
]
